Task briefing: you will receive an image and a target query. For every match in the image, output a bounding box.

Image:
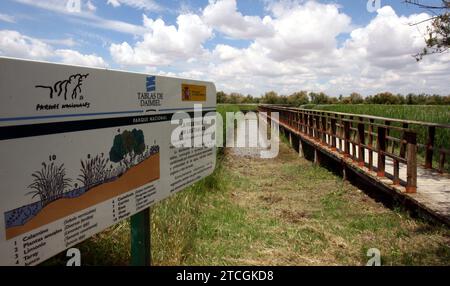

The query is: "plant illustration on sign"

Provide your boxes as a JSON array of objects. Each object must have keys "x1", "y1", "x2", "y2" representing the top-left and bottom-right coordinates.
[
  {"x1": 78, "y1": 153, "x2": 113, "y2": 189},
  {"x1": 27, "y1": 162, "x2": 72, "y2": 207},
  {"x1": 5, "y1": 128, "x2": 160, "y2": 240}
]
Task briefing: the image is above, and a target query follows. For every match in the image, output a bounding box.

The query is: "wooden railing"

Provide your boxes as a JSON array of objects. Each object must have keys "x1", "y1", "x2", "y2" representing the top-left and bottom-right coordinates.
[{"x1": 259, "y1": 105, "x2": 450, "y2": 193}]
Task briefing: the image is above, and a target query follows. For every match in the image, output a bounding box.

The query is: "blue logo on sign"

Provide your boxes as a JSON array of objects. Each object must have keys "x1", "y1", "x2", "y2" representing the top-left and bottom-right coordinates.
[{"x1": 146, "y1": 76, "x2": 156, "y2": 92}]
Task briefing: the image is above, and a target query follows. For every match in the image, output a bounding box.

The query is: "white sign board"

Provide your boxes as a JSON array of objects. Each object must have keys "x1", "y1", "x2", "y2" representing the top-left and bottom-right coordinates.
[{"x1": 0, "y1": 57, "x2": 217, "y2": 265}]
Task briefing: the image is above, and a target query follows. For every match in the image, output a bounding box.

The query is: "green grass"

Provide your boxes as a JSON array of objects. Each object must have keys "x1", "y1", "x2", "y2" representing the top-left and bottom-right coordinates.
[
  {"x1": 311, "y1": 104, "x2": 450, "y2": 125},
  {"x1": 191, "y1": 141, "x2": 450, "y2": 265},
  {"x1": 218, "y1": 104, "x2": 258, "y2": 113}
]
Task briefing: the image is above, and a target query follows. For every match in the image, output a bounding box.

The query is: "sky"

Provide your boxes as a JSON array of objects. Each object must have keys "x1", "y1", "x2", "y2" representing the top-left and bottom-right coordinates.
[{"x1": 0, "y1": 0, "x2": 449, "y2": 97}]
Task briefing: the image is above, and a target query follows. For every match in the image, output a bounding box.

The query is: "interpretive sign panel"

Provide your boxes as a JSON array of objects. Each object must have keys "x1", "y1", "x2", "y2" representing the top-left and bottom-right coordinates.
[{"x1": 0, "y1": 57, "x2": 216, "y2": 265}]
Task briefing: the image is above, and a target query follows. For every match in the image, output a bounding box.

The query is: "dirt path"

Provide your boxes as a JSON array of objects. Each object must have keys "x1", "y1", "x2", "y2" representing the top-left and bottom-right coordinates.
[{"x1": 186, "y1": 140, "x2": 450, "y2": 266}]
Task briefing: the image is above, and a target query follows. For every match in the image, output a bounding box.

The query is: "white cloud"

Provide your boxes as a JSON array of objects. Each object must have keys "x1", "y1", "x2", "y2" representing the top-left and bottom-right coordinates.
[
  {"x1": 0, "y1": 13, "x2": 16, "y2": 23},
  {"x1": 106, "y1": 0, "x2": 162, "y2": 11},
  {"x1": 203, "y1": 0, "x2": 274, "y2": 39},
  {"x1": 213, "y1": 44, "x2": 242, "y2": 61},
  {"x1": 343, "y1": 6, "x2": 429, "y2": 67},
  {"x1": 195, "y1": 1, "x2": 352, "y2": 94},
  {"x1": 15, "y1": 0, "x2": 81, "y2": 14},
  {"x1": 82, "y1": 17, "x2": 146, "y2": 35},
  {"x1": 167, "y1": 2, "x2": 449, "y2": 97},
  {"x1": 42, "y1": 38, "x2": 78, "y2": 47},
  {"x1": 55, "y1": 49, "x2": 108, "y2": 67},
  {"x1": 0, "y1": 30, "x2": 53, "y2": 59},
  {"x1": 260, "y1": 1, "x2": 352, "y2": 61},
  {"x1": 13, "y1": 0, "x2": 448, "y2": 96},
  {"x1": 331, "y1": 6, "x2": 449, "y2": 95},
  {"x1": 0, "y1": 30, "x2": 108, "y2": 68},
  {"x1": 110, "y1": 14, "x2": 212, "y2": 66}
]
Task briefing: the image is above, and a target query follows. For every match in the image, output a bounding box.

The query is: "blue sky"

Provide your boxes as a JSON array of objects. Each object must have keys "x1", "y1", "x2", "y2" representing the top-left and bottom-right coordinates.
[{"x1": 0, "y1": 0, "x2": 448, "y2": 96}]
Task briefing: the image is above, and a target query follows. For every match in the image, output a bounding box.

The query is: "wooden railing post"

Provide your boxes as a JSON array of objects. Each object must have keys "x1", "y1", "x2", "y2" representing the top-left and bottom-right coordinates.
[
  {"x1": 400, "y1": 123, "x2": 408, "y2": 158},
  {"x1": 377, "y1": 127, "x2": 386, "y2": 177},
  {"x1": 321, "y1": 113, "x2": 327, "y2": 145},
  {"x1": 302, "y1": 112, "x2": 306, "y2": 133},
  {"x1": 350, "y1": 116, "x2": 356, "y2": 158},
  {"x1": 339, "y1": 115, "x2": 345, "y2": 151},
  {"x1": 385, "y1": 120, "x2": 391, "y2": 155},
  {"x1": 368, "y1": 119, "x2": 374, "y2": 171},
  {"x1": 344, "y1": 120, "x2": 350, "y2": 157},
  {"x1": 357, "y1": 120, "x2": 365, "y2": 166},
  {"x1": 298, "y1": 112, "x2": 301, "y2": 132},
  {"x1": 315, "y1": 114, "x2": 320, "y2": 140},
  {"x1": 393, "y1": 159, "x2": 400, "y2": 185},
  {"x1": 303, "y1": 112, "x2": 306, "y2": 134},
  {"x1": 439, "y1": 150, "x2": 446, "y2": 173},
  {"x1": 331, "y1": 117, "x2": 337, "y2": 150},
  {"x1": 405, "y1": 131, "x2": 417, "y2": 193},
  {"x1": 425, "y1": 126, "x2": 435, "y2": 169},
  {"x1": 305, "y1": 113, "x2": 309, "y2": 135}
]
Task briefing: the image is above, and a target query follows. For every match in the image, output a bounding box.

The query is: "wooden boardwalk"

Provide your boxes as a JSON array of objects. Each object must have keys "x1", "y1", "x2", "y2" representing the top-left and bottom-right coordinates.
[
  {"x1": 258, "y1": 106, "x2": 450, "y2": 225},
  {"x1": 310, "y1": 135, "x2": 450, "y2": 224}
]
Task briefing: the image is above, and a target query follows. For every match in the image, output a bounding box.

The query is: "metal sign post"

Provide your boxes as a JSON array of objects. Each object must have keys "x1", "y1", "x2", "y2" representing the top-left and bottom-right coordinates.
[{"x1": 130, "y1": 208, "x2": 151, "y2": 266}]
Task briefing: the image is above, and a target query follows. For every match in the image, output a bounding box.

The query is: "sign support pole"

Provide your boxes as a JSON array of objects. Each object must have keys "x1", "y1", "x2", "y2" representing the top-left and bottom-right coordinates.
[{"x1": 130, "y1": 207, "x2": 151, "y2": 266}]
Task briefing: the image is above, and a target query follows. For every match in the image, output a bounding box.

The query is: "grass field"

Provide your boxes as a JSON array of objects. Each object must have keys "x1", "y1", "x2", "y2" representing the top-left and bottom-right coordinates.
[
  {"x1": 310, "y1": 105, "x2": 450, "y2": 125},
  {"x1": 218, "y1": 103, "x2": 258, "y2": 113}
]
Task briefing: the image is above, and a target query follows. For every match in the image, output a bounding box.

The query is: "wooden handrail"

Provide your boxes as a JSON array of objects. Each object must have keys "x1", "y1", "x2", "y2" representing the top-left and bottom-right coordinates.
[
  {"x1": 262, "y1": 105, "x2": 450, "y2": 129},
  {"x1": 258, "y1": 105, "x2": 424, "y2": 192},
  {"x1": 259, "y1": 105, "x2": 449, "y2": 171}
]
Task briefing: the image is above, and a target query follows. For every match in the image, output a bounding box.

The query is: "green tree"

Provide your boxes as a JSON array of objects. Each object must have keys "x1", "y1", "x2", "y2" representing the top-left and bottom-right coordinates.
[
  {"x1": 261, "y1": 91, "x2": 280, "y2": 104},
  {"x1": 287, "y1": 91, "x2": 309, "y2": 106},
  {"x1": 349, "y1": 92, "x2": 364, "y2": 104},
  {"x1": 229, "y1": 92, "x2": 244, "y2": 104},
  {"x1": 329, "y1": 97, "x2": 339, "y2": 104},
  {"x1": 366, "y1": 92, "x2": 402, "y2": 104},
  {"x1": 309, "y1": 92, "x2": 330, "y2": 104},
  {"x1": 217, "y1": 91, "x2": 228, "y2": 103},
  {"x1": 243, "y1": 94, "x2": 255, "y2": 103}
]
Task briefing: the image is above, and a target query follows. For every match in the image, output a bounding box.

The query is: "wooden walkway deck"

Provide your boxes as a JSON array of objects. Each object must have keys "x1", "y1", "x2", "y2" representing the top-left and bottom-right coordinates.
[
  {"x1": 258, "y1": 106, "x2": 450, "y2": 226},
  {"x1": 309, "y1": 134, "x2": 450, "y2": 224}
]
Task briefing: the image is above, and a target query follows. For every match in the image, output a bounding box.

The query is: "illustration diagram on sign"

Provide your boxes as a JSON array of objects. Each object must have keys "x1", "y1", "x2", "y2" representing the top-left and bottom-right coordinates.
[{"x1": 4, "y1": 128, "x2": 160, "y2": 239}]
